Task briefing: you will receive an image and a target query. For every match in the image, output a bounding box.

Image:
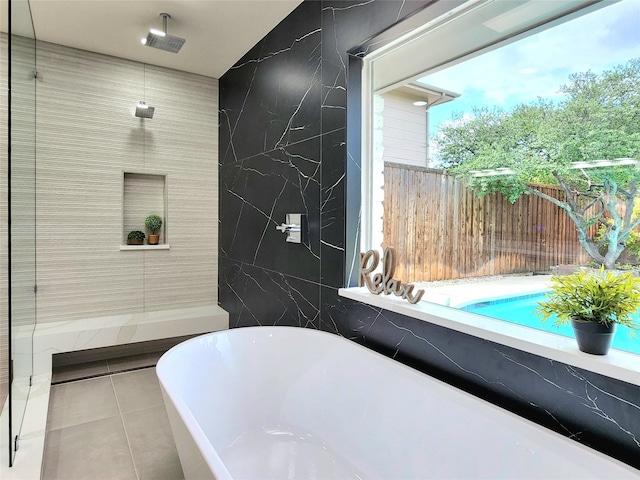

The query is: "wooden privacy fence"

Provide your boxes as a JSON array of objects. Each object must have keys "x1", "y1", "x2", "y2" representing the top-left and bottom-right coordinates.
[{"x1": 383, "y1": 164, "x2": 597, "y2": 283}]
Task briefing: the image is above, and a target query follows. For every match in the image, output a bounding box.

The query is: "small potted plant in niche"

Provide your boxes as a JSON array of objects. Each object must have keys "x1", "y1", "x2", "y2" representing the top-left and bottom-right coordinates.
[
  {"x1": 145, "y1": 214, "x2": 163, "y2": 245},
  {"x1": 127, "y1": 230, "x2": 146, "y2": 245},
  {"x1": 537, "y1": 267, "x2": 640, "y2": 355}
]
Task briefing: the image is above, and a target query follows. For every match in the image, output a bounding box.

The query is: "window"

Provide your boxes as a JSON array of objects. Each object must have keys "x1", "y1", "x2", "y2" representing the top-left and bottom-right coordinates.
[{"x1": 357, "y1": 0, "x2": 640, "y2": 357}]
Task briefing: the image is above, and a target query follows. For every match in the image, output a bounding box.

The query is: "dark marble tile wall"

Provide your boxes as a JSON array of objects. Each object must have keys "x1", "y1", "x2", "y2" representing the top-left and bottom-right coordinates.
[
  {"x1": 322, "y1": 288, "x2": 640, "y2": 468},
  {"x1": 219, "y1": 0, "x2": 640, "y2": 469}
]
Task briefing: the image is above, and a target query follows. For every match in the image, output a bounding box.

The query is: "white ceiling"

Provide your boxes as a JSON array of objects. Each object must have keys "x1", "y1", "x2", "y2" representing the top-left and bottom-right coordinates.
[{"x1": 2, "y1": 0, "x2": 304, "y2": 78}]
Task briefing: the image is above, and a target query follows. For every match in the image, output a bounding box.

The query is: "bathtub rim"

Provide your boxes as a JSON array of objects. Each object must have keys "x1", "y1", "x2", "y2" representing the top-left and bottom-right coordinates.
[
  {"x1": 157, "y1": 352, "x2": 233, "y2": 480},
  {"x1": 156, "y1": 326, "x2": 639, "y2": 478}
]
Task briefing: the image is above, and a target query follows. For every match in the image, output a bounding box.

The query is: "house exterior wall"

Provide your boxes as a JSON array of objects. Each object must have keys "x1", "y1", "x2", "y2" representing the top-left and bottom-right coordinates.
[{"x1": 380, "y1": 92, "x2": 427, "y2": 168}]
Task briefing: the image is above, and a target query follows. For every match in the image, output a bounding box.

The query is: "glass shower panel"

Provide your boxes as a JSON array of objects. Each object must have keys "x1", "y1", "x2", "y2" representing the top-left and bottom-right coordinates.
[{"x1": 9, "y1": 0, "x2": 36, "y2": 465}]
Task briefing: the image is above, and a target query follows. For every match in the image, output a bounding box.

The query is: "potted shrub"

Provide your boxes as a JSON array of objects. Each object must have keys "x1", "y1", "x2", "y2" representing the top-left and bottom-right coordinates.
[
  {"x1": 538, "y1": 268, "x2": 640, "y2": 355},
  {"x1": 145, "y1": 214, "x2": 163, "y2": 245},
  {"x1": 127, "y1": 230, "x2": 146, "y2": 245}
]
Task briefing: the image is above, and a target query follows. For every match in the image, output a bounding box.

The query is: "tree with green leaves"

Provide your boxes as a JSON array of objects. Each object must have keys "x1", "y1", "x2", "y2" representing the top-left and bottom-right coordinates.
[{"x1": 435, "y1": 58, "x2": 640, "y2": 269}]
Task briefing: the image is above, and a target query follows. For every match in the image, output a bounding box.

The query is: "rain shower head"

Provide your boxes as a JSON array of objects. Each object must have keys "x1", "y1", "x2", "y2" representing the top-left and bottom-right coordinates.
[
  {"x1": 135, "y1": 101, "x2": 155, "y2": 119},
  {"x1": 141, "y1": 13, "x2": 185, "y2": 54}
]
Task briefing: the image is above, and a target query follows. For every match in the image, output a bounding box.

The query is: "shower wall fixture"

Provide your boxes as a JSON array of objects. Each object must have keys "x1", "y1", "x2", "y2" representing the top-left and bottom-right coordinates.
[
  {"x1": 275, "y1": 213, "x2": 308, "y2": 244},
  {"x1": 141, "y1": 13, "x2": 186, "y2": 54},
  {"x1": 135, "y1": 101, "x2": 155, "y2": 119}
]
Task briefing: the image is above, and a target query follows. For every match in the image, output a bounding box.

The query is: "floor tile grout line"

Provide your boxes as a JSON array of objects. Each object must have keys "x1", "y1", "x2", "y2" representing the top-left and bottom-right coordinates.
[
  {"x1": 110, "y1": 374, "x2": 141, "y2": 480},
  {"x1": 44, "y1": 367, "x2": 182, "y2": 480},
  {"x1": 45, "y1": 411, "x2": 124, "y2": 433}
]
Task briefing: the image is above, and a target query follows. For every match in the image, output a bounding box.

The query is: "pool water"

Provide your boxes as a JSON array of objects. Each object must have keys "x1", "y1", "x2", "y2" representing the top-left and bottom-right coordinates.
[{"x1": 462, "y1": 293, "x2": 640, "y2": 355}]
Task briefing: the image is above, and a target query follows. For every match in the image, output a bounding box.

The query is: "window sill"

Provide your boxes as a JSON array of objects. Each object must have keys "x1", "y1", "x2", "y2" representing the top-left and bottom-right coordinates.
[
  {"x1": 120, "y1": 244, "x2": 171, "y2": 251},
  {"x1": 339, "y1": 287, "x2": 640, "y2": 386}
]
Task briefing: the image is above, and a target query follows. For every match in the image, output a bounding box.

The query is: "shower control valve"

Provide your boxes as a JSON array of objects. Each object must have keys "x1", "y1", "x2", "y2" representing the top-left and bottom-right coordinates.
[
  {"x1": 275, "y1": 213, "x2": 307, "y2": 244},
  {"x1": 276, "y1": 223, "x2": 300, "y2": 233}
]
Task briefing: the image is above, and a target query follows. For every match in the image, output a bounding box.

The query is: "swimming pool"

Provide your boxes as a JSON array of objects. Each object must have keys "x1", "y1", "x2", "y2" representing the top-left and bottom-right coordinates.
[{"x1": 462, "y1": 293, "x2": 640, "y2": 355}]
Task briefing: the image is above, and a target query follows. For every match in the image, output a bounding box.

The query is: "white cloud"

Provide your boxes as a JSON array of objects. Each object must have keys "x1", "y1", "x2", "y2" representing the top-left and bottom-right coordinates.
[
  {"x1": 439, "y1": 112, "x2": 476, "y2": 129},
  {"x1": 418, "y1": 0, "x2": 640, "y2": 108}
]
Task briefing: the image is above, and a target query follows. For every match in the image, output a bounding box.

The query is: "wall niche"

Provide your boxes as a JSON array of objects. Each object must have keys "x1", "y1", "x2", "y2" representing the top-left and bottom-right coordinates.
[{"x1": 122, "y1": 172, "x2": 169, "y2": 249}]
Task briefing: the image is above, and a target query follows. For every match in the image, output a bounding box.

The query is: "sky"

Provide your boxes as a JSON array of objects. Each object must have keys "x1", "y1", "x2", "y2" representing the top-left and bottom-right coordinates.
[{"x1": 418, "y1": 0, "x2": 640, "y2": 142}]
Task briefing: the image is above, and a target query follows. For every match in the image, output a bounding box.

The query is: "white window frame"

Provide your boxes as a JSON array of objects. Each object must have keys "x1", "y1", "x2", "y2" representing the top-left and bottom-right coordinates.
[
  {"x1": 348, "y1": 0, "x2": 640, "y2": 384},
  {"x1": 360, "y1": 0, "x2": 610, "y2": 251}
]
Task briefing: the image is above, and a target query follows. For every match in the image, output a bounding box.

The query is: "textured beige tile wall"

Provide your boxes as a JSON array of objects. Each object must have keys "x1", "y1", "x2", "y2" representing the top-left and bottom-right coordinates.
[
  {"x1": 9, "y1": 36, "x2": 37, "y2": 331},
  {"x1": 1, "y1": 32, "x2": 8, "y2": 408},
  {"x1": 1, "y1": 32, "x2": 38, "y2": 409},
  {"x1": 36, "y1": 41, "x2": 218, "y2": 323}
]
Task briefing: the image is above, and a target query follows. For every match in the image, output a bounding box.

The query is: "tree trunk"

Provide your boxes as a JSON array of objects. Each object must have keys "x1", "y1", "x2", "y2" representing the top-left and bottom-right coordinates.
[{"x1": 527, "y1": 178, "x2": 635, "y2": 270}]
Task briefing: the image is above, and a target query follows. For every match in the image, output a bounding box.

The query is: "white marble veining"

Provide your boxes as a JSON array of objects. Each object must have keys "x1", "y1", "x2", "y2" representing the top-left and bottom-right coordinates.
[
  {"x1": 33, "y1": 304, "x2": 228, "y2": 375},
  {"x1": 339, "y1": 287, "x2": 640, "y2": 386},
  {"x1": 216, "y1": 0, "x2": 640, "y2": 470}
]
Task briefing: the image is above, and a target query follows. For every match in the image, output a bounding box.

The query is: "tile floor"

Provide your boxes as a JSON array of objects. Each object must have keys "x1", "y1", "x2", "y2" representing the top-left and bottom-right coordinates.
[{"x1": 42, "y1": 352, "x2": 184, "y2": 480}]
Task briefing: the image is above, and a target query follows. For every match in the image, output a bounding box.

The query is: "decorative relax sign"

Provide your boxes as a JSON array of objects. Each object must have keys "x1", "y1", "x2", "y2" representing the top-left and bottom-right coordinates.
[{"x1": 359, "y1": 247, "x2": 425, "y2": 304}]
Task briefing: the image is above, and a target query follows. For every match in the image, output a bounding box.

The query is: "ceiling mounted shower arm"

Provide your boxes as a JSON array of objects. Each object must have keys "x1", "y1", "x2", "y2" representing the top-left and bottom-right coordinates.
[{"x1": 161, "y1": 13, "x2": 170, "y2": 35}]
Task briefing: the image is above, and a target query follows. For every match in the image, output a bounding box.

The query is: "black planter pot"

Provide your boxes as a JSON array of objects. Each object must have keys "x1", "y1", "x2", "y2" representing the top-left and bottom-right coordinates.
[{"x1": 571, "y1": 318, "x2": 617, "y2": 355}]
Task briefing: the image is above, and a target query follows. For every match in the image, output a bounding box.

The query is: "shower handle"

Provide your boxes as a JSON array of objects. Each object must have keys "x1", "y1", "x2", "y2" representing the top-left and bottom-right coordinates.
[
  {"x1": 276, "y1": 223, "x2": 300, "y2": 233},
  {"x1": 275, "y1": 214, "x2": 307, "y2": 243}
]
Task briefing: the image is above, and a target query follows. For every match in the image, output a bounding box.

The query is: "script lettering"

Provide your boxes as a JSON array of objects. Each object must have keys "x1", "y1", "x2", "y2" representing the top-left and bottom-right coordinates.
[
  {"x1": 359, "y1": 247, "x2": 425, "y2": 304},
  {"x1": 359, "y1": 250, "x2": 382, "y2": 293}
]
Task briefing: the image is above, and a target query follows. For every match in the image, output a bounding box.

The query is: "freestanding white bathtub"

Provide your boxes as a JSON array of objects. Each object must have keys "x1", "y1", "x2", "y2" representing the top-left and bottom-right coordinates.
[{"x1": 157, "y1": 326, "x2": 637, "y2": 479}]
